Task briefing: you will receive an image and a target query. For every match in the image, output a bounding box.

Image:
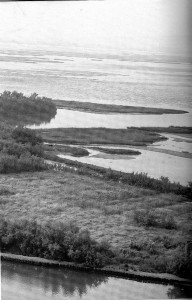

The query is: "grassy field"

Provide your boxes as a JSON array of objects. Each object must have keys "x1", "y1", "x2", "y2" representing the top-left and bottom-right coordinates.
[
  {"x1": 39, "y1": 128, "x2": 167, "y2": 146},
  {"x1": 1, "y1": 170, "x2": 191, "y2": 274},
  {"x1": 54, "y1": 100, "x2": 188, "y2": 115}
]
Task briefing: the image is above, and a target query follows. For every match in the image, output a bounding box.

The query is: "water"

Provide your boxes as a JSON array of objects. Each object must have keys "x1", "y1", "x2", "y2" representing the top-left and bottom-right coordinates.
[
  {"x1": 0, "y1": 1, "x2": 192, "y2": 297},
  {"x1": 0, "y1": 0, "x2": 191, "y2": 112},
  {"x1": 0, "y1": 1, "x2": 191, "y2": 183},
  {"x1": 0, "y1": 50, "x2": 191, "y2": 112},
  {"x1": 1, "y1": 261, "x2": 192, "y2": 300},
  {"x1": 28, "y1": 108, "x2": 192, "y2": 129},
  {"x1": 57, "y1": 134, "x2": 192, "y2": 186}
]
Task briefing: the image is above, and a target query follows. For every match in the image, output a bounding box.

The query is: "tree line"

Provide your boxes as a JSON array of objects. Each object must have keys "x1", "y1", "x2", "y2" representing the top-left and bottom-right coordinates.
[{"x1": 0, "y1": 91, "x2": 57, "y2": 117}]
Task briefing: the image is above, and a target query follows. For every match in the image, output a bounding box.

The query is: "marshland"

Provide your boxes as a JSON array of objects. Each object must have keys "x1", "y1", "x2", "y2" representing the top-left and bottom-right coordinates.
[{"x1": 1, "y1": 0, "x2": 192, "y2": 299}]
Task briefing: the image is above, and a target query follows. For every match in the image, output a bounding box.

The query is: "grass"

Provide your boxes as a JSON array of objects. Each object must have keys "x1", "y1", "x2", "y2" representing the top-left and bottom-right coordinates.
[
  {"x1": 129, "y1": 126, "x2": 192, "y2": 134},
  {"x1": 39, "y1": 128, "x2": 167, "y2": 146},
  {"x1": 45, "y1": 144, "x2": 89, "y2": 157},
  {"x1": 1, "y1": 170, "x2": 192, "y2": 276},
  {"x1": 89, "y1": 147, "x2": 141, "y2": 155},
  {"x1": 54, "y1": 100, "x2": 188, "y2": 115}
]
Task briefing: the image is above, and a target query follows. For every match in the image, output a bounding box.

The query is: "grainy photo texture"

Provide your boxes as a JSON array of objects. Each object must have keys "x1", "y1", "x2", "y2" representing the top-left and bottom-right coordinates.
[{"x1": 0, "y1": 1, "x2": 192, "y2": 299}]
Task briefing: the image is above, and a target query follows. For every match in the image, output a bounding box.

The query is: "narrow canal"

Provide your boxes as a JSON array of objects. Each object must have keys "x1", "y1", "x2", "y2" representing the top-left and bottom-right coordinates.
[{"x1": 1, "y1": 261, "x2": 192, "y2": 299}]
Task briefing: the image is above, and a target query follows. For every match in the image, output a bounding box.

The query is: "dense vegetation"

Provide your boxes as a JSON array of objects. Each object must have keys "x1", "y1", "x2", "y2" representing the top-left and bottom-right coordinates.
[
  {"x1": 0, "y1": 126, "x2": 47, "y2": 173},
  {"x1": 0, "y1": 91, "x2": 57, "y2": 121},
  {"x1": 0, "y1": 218, "x2": 114, "y2": 268},
  {"x1": 0, "y1": 216, "x2": 191, "y2": 278}
]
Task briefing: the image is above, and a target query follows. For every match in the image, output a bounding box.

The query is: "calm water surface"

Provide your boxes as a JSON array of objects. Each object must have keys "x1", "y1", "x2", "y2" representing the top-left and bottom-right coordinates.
[
  {"x1": 28, "y1": 109, "x2": 192, "y2": 129},
  {"x1": 56, "y1": 134, "x2": 192, "y2": 185},
  {"x1": 1, "y1": 261, "x2": 192, "y2": 300}
]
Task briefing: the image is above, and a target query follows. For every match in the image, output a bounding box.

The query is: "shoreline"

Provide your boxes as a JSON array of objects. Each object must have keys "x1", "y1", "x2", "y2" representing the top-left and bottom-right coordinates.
[
  {"x1": 54, "y1": 100, "x2": 188, "y2": 115},
  {"x1": 1, "y1": 253, "x2": 192, "y2": 287}
]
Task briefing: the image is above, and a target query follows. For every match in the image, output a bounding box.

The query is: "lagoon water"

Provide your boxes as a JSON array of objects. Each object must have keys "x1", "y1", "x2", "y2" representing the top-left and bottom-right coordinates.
[
  {"x1": 0, "y1": 1, "x2": 191, "y2": 184},
  {"x1": 28, "y1": 108, "x2": 192, "y2": 129},
  {"x1": 58, "y1": 135, "x2": 192, "y2": 186},
  {"x1": 1, "y1": 261, "x2": 192, "y2": 300}
]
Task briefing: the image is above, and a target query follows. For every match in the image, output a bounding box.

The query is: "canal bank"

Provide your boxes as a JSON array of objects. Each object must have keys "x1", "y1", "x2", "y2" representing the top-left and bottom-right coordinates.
[{"x1": 1, "y1": 253, "x2": 192, "y2": 288}]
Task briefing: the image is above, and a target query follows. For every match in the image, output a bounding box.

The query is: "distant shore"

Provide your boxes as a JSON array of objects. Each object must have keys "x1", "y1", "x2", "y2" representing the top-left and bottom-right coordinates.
[{"x1": 54, "y1": 100, "x2": 188, "y2": 115}]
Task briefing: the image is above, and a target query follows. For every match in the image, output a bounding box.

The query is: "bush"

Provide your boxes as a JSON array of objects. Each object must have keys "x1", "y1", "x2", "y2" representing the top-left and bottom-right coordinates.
[
  {"x1": 0, "y1": 218, "x2": 114, "y2": 268},
  {"x1": 170, "y1": 246, "x2": 192, "y2": 278},
  {"x1": 146, "y1": 245, "x2": 192, "y2": 279},
  {"x1": 0, "y1": 153, "x2": 47, "y2": 173},
  {"x1": 0, "y1": 122, "x2": 12, "y2": 140},
  {"x1": 0, "y1": 125, "x2": 47, "y2": 173},
  {"x1": 0, "y1": 91, "x2": 56, "y2": 117},
  {"x1": 0, "y1": 141, "x2": 44, "y2": 158},
  {"x1": 11, "y1": 127, "x2": 42, "y2": 145},
  {"x1": 134, "y1": 209, "x2": 177, "y2": 229}
]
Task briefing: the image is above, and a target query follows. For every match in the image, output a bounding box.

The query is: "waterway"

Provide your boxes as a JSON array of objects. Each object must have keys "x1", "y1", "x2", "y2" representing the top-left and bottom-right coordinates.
[
  {"x1": 55, "y1": 133, "x2": 192, "y2": 185},
  {"x1": 29, "y1": 108, "x2": 192, "y2": 129},
  {"x1": 1, "y1": 261, "x2": 192, "y2": 300}
]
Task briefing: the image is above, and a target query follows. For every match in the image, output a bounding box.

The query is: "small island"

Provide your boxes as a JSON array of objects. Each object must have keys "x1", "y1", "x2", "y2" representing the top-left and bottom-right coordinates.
[
  {"x1": 88, "y1": 147, "x2": 141, "y2": 155},
  {"x1": 38, "y1": 127, "x2": 167, "y2": 146}
]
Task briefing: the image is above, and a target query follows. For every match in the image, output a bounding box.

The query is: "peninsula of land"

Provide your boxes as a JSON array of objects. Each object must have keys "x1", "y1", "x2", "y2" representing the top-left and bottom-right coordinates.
[{"x1": 54, "y1": 99, "x2": 188, "y2": 115}]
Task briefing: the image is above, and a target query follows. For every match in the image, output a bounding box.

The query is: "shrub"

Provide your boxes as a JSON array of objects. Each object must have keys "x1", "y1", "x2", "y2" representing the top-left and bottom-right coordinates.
[
  {"x1": 0, "y1": 141, "x2": 44, "y2": 158},
  {"x1": 0, "y1": 125, "x2": 46, "y2": 173},
  {"x1": 0, "y1": 218, "x2": 114, "y2": 268},
  {"x1": 129, "y1": 239, "x2": 159, "y2": 255},
  {"x1": 0, "y1": 153, "x2": 47, "y2": 173},
  {"x1": 0, "y1": 91, "x2": 56, "y2": 117},
  {"x1": 12, "y1": 127, "x2": 42, "y2": 145},
  {"x1": 146, "y1": 245, "x2": 192, "y2": 279},
  {"x1": 170, "y1": 246, "x2": 192, "y2": 278},
  {"x1": 134, "y1": 209, "x2": 177, "y2": 229}
]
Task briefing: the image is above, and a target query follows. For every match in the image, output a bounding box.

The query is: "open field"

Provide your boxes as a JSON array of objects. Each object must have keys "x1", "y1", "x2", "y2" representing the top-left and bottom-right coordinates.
[
  {"x1": 54, "y1": 100, "x2": 188, "y2": 115},
  {"x1": 39, "y1": 128, "x2": 167, "y2": 146},
  {"x1": 1, "y1": 170, "x2": 192, "y2": 274}
]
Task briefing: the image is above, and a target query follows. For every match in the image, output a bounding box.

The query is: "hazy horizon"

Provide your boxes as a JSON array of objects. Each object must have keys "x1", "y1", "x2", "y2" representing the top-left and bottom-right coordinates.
[{"x1": 0, "y1": 0, "x2": 191, "y2": 59}]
